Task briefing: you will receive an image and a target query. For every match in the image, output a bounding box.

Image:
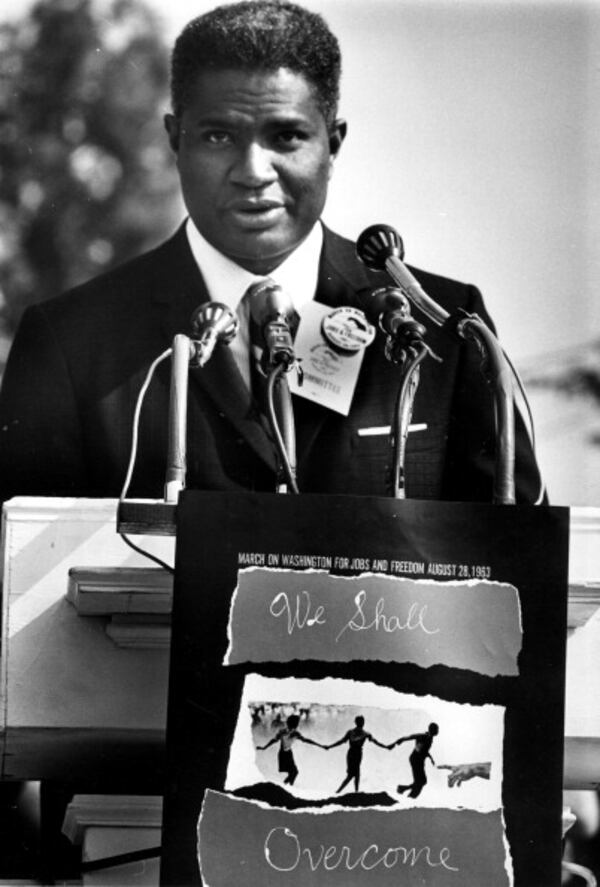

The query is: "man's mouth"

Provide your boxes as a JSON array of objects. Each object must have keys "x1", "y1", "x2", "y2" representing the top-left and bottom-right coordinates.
[{"x1": 227, "y1": 200, "x2": 287, "y2": 228}]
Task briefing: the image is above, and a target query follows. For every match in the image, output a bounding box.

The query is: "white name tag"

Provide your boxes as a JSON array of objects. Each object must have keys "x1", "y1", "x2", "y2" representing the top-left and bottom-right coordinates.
[{"x1": 289, "y1": 302, "x2": 374, "y2": 415}]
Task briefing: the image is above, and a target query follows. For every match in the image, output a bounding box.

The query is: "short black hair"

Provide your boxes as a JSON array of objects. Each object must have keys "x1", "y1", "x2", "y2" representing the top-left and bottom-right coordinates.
[{"x1": 170, "y1": 0, "x2": 341, "y2": 127}]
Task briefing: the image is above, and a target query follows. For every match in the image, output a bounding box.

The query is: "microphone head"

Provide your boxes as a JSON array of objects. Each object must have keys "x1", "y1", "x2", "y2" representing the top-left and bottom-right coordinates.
[
  {"x1": 356, "y1": 224, "x2": 405, "y2": 271},
  {"x1": 358, "y1": 286, "x2": 411, "y2": 324},
  {"x1": 246, "y1": 279, "x2": 294, "y2": 326},
  {"x1": 190, "y1": 302, "x2": 238, "y2": 344}
]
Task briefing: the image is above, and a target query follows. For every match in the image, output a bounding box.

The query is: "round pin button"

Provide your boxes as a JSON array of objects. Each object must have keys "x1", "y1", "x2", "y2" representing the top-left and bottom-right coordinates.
[{"x1": 321, "y1": 306, "x2": 376, "y2": 353}]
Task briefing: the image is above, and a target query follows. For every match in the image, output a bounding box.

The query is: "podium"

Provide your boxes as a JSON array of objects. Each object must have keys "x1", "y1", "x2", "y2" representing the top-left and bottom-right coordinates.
[
  {"x1": 1, "y1": 495, "x2": 599, "y2": 885},
  {"x1": 160, "y1": 491, "x2": 569, "y2": 886},
  {"x1": 0, "y1": 498, "x2": 173, "y2": 787}
]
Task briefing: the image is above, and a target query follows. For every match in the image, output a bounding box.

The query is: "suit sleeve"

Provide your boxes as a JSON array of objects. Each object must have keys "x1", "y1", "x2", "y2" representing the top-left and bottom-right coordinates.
[
  {"x1": 0, "y1": 304, "x2": 88, "y2": 501},
  {"x1": 442, "y1": 285, "x2": 545, "y2": 505}
]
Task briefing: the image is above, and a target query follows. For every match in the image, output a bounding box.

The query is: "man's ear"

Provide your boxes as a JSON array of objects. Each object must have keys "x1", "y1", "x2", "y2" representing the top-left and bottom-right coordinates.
[
  {"x1": 164, "y1": 113, "x2": 181, "y2": 153},
  {"x1": 329, "y1": 119, "x2": 347, "y2": 158}
]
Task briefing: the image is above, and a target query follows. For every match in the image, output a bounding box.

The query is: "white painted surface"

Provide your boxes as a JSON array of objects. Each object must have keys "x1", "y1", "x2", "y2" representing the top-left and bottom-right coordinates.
[{"x1": 0, "y1": 498, "x2": 173, "y2": 732}]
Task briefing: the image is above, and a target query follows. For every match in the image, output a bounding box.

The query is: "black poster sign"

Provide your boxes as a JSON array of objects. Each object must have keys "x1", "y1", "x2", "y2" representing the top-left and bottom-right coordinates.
[{"x1": 161, "y1": 491, "x2": 569, "y2": 887}]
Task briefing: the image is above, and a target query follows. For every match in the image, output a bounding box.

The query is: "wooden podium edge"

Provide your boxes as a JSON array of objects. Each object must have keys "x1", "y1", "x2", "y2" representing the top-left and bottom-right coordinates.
[{"x1": 117, "y1": 500, "x2": 177, "y2": 536}]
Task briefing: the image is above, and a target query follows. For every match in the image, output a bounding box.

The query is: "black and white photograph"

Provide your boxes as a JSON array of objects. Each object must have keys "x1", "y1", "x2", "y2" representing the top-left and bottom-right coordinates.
[
  {"x1": 227, "y1": 674, "x2": 503, "y2": 810},
  {"x1": 0, "y1": 0, "x2": 597, "y2": 884}
]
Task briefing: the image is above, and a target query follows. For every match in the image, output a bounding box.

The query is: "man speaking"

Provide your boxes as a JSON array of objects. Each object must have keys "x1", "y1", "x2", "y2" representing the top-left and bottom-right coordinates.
[{"x1": 0, "y1": 0, "x2": 543, "y2": 503}]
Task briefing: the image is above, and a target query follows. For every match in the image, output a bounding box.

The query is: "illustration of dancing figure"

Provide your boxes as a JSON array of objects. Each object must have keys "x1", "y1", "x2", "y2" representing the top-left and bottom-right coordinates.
[
  {"x1": 389, "y1": 722, "x2": 439, "y2": 798},
  {"x1": 256, "y1": 714, "x2": 325, "y2": 786},
  {"x1": 326, "y1": 715, "x2": 389, "y2": 794}
]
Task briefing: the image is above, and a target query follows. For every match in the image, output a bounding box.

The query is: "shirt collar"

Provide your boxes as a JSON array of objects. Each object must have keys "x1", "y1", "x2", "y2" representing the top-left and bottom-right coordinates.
[{"x1": 185, "y1": 217, "x2": 323, "y2": 309}]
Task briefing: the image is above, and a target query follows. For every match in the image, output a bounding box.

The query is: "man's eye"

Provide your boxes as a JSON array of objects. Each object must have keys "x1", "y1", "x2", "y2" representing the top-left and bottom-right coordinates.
[
  {"x1": 204, "y1": 131, "x2": 233, "y2": 145},
  {"x1": 275, "y1": 130, "x2": 306, "y2": 147}
]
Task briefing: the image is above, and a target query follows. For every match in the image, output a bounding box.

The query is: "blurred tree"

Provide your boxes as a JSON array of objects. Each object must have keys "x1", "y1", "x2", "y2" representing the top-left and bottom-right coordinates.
[
  {"x1": 524, "y1": 339, "x2": 600, "y2": 447},
  {"x1": 0, "y1": 0, "x2": 181, "y2": 339},
  {"x1": 525, "y1": 343, "x2": 600, "y2": 403}
]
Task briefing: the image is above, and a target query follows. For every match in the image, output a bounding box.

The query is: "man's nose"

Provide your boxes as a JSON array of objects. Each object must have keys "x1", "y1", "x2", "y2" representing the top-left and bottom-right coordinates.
[{"x1": 230, "y1": 142, "x2": 278, "y2": 188}]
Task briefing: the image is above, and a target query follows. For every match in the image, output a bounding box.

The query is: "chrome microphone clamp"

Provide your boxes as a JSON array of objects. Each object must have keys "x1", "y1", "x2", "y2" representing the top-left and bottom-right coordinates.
[{"x1": 261, "y1": 320, "x2": 296, "y2": 371}]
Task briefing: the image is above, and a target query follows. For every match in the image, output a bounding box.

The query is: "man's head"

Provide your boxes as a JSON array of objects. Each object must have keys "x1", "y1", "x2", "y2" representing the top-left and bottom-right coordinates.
[
  {"x1": 429, "y1": 723, "x2": 439, "y2": 736},
  {"x1": 170, "y1": 0, "x2": 341, "y2": 128},
  {"x1": 164, "y1": 1, "x2": 346, "y2": 274},
  {"x1": 355, "y1": 715, "x2": 365, "y2": 728}
]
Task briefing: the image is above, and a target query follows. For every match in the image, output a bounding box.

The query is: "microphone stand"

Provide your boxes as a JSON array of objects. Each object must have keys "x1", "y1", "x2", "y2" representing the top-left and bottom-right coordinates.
[
  {"x1": 266, "y1": 364, "x2": 298, "y2": 494},
  {"x1": 164, "y1": 333, "x2": 192, "y2": 504},
  {"x1": 383, "y1": 315, "x2": 439, "y2": 499},
  {"x1": 391, "y1": 337, "x2": 430, "y2": 500},
  {"x1": 164, "y1": 305, "x2": 238, "y2": 504},
  {"x1": 261, "y1": 318, "x2": 300, "y2": 494},
  {"x1": 451, "y1": 313, "x2": 515, "y2": 505}
]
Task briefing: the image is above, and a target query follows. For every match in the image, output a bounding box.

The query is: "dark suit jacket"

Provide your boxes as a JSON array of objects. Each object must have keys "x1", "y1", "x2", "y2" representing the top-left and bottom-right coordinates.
[{"x1": 0, "y1": 223, "x2": 542, "y2": 502}]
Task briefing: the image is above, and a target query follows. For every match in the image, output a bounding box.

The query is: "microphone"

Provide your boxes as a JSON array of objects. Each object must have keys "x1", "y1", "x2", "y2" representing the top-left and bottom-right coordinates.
[
  {"x1": 359, "y1": 285, "x2": 429, "y2": 364},
  {"x1": 358, "y1": 286, "x2": 412, "y2": 336},
  {"x1": 189, "y1": 302, "x2": 238, "y2": 367},
  {"x1": 356, "y1": 224, "x2": 450, "y2": 327},
  {"x1": 358, "y1": 225, "x2": 519, "y2": 504},
  {"x1": 246, "y1": 279, "x2": 295, "y2": 370},
  {"x1": 247, "y1": 280, "x2": 299, "y2": 492}
]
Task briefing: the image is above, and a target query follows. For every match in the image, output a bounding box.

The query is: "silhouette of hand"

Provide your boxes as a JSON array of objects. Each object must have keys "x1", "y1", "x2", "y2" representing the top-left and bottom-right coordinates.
[{"x1": 438, "y1": 763, "x2": 491, "y2": 787}]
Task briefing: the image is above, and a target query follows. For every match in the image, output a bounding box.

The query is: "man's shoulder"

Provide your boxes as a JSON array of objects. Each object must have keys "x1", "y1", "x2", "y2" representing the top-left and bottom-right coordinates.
[{"x1": 36, "y1": 226, "x2": 189, "y2": 325}]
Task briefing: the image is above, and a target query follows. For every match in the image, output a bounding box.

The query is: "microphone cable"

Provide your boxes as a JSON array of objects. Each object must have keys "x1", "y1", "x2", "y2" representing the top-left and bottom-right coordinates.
[
  {"x1": 498, "y1": 346, "x2": 547, "y2": 505},
  {"x1": 119, "y1": 347, "x2": 175, "y2": 574}
]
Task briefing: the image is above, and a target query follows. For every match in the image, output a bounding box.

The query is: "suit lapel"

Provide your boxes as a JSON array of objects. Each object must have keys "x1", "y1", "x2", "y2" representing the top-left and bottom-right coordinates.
[
  {"x1": 154, "y1": 226, "x2": 278, "y2": 472},
  {"x1": 316, "y1": 224, "x2": 375, "y2": 308}
]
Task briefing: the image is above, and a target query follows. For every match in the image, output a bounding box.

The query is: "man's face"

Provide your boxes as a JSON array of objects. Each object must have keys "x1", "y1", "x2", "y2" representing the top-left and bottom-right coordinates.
[{"x1": 165, "y1": 67, "x2": 346, "y2": 274}]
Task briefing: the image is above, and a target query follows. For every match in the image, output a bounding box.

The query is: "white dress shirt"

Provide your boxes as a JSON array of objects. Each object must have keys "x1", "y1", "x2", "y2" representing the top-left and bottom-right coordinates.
[{"x1": 185, "y1": 217, "x2": 323, "y2": 388}]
